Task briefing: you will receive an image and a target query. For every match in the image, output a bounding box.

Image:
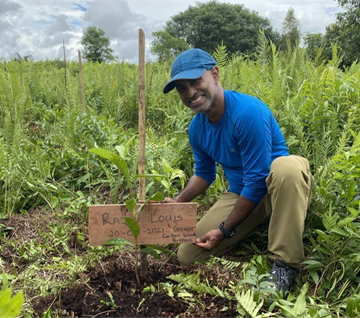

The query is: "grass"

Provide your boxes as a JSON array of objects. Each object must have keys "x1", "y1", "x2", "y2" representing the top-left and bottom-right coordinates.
[{"x1": 0, "y1": 39, "x2": 360, "y2": 316}]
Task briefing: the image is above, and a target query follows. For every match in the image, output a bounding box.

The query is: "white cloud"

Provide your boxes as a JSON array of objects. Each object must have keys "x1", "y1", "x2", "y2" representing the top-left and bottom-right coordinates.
[
  {"x1": 0, "y1": 0, "x2": 344, "y2": 62},
  {"x1": 84, "y1": 0, "x2": 143, "y2": 38},
  {"x1": 0, "y1": 0, "x2": 21, "y2": 13}
]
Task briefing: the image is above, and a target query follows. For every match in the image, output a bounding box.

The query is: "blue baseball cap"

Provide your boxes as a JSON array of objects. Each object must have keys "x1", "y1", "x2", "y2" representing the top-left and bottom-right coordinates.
[{"x1": 163, "y1": 48, "x2": 217, "y2": 94}]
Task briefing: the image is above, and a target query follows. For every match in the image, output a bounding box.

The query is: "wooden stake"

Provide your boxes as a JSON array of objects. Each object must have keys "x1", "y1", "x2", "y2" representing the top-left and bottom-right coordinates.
[
  {"x1": 138, "y1": 28, "x2": 147, "y2": 278},
  {"x1": 78, "y1": 50, "x2": 86, "y2": 110},
  {"x1": 138, "y1": 29, "x2": 146, "y2": 202},
  {"x1": 63, "y1": 39, "x2": 67, "y2": 87}
]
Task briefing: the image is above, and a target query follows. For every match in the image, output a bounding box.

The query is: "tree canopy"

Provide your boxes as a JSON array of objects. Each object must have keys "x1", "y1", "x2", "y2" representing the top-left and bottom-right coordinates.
[
  {"x1": 280, "y1": 8, "x2": 301, "y2": 51},
  {"x1": 330, "y1": 0, "x2": 360, "y2": 66},
  {"x1": 150, "y1": 1, "x2": 280, "y2": 60},
  {"x1": 150, "y1": 30, "x2": 189, "y2": 63},
  {"x1": 81, "y1": 26, "x2": 115, "y2": 63}
]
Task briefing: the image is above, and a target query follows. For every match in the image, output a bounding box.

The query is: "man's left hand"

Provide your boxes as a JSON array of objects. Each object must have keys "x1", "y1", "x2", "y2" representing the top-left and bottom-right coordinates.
[{"x1": 195, "y1": 229, "x2": 225, "y2": 250}]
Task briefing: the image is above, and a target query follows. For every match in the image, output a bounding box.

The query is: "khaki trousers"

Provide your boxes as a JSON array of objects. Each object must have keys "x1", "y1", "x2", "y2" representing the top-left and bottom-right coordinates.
[{"x1": 177, "y1": 155, "x2": 312, "y2": 268}]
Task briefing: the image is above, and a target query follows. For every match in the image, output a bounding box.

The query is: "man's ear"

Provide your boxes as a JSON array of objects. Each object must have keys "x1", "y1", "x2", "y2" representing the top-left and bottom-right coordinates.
[{"x1": 211, "y1": 66, "x2": 220, "y2": 83}]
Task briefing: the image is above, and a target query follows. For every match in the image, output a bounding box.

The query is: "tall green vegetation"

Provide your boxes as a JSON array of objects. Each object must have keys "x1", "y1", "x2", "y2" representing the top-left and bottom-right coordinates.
[{"x1": 0, "y1": 34, "x2": 360, "y2": 316}]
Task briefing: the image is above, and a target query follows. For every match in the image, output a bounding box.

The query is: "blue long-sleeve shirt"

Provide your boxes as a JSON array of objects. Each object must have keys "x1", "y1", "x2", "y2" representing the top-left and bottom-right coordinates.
[{"x1": 189, "y1": 90, "x2": 289, "y2": 204}]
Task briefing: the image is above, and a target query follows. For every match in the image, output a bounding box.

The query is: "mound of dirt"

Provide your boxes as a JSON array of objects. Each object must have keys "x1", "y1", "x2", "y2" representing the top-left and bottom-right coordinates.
[
  {"x1": 31, "y1": 254, "x2": 238, "y2": 317},
  {"x1": 2, "y1": 209, "x2": 241, "y2": 317}
]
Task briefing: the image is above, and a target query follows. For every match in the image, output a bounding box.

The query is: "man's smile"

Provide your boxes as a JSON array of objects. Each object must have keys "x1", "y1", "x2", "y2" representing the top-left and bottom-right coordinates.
[{"x1": 190, "y1": 95, "x2": 203, "y2": 104}]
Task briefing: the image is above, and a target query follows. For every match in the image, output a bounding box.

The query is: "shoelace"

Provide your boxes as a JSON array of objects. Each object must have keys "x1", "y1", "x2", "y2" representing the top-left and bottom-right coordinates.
[{"x1": 272, "y1": 267, "x2": 288, "y2": 288}]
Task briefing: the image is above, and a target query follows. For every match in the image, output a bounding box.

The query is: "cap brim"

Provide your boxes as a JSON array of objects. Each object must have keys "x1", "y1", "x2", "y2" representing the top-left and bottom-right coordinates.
[{"x1": 163, "y1": 68, "x2": 207, "y2": 94}]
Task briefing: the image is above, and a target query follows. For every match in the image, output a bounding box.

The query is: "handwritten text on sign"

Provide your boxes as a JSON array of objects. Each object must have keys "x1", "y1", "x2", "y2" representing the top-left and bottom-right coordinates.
[{"x1": 88, "y1": 203, "x2": 197, "y2": 246}]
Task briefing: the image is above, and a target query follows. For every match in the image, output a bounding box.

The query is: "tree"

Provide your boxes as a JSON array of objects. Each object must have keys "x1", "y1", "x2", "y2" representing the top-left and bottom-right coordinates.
[
  {"x1": 150, "y1": 30, "x2": 189, "y2": 63},
  {"x1": 10, "y1": 52, "x2": 33, "y2": 62},
  {"x1": 81, "y1": 26, "x2": 115, "y2": 63},
  {"x1": 303, "y1": 32, "x2": 333, "y2": 64},
  {"x1": 324, "y1": 0, "x2": 360, "y2": 66},
  {"x1": 280, "y1": 8, "x2": 301, "y2": 51},
  {"x1": 323, "y1": 23, "x2": 342, "y2": 63},
  {"x1": 151, "y1": 1, "x2": 280, "y2": 59},
  {"x1": 337, "y1": 0, "x2": 359, "y2": 8},
  {"x1": 303, "y1": 33, "x2": 325, "y2": 59}
]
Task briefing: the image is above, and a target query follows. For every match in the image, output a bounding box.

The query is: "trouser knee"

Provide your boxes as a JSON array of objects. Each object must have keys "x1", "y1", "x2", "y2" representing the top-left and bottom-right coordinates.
[
  {"x1": 177, "y1": 243, "x2": 197, "y2": 265},
  {"x1": 269, "y1": 156, "x2": 312, "y2": 186}
]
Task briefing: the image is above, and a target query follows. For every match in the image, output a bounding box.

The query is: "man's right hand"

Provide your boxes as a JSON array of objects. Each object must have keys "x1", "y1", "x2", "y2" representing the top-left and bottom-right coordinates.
[{"x1": 163, "y1": 197, "x2": 179, "y2": 203}]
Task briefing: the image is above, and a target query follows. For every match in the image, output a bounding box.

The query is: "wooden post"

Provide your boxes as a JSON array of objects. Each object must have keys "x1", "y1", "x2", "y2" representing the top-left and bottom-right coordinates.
[
  {"x1": 78, "y1": 50, "x2": 86, "y2": 110},
  {"x1": 138, "y1": 29, "x2": 146, "y2": 202},
  {"x1": 63, "y1": 39, "x2": 67, "y2": 87},
  {"x1": 138, "y1": 28, "x2": 147, "y2": 277}
]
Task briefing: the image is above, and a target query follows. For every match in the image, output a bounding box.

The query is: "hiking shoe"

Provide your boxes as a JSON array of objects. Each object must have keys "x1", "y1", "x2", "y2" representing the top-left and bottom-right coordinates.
[{"x1": 267, "y1": 259, "x2": 298, "y2": 299}]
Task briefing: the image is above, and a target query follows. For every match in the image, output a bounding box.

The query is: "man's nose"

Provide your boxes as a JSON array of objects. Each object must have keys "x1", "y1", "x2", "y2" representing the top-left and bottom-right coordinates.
[{"x1": 185, "y1": 85, "x2": 197, "y2": 98}]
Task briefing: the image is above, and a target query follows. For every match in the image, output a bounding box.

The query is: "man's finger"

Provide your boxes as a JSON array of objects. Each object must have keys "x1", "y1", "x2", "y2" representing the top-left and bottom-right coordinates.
[{"x1": 195, "y1": 241, "x2": 211, "y2": 250}]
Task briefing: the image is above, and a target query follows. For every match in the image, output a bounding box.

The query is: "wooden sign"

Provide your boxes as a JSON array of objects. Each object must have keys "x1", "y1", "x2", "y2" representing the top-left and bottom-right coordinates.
[{"x1": 88, "y1": 203, "x2": 197, "y2": 246}]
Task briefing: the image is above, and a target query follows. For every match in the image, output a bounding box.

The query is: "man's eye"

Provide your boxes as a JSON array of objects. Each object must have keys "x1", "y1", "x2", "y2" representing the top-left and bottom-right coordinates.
[
  {"x1": 176, "y1": 86, "x2": 184, "y2": 92},
  {"x1": 190, "y1": 78, "x2": 200, "y2": 85}
]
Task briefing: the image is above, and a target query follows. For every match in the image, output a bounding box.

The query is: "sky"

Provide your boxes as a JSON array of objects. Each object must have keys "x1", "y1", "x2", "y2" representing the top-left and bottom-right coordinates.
[{"x1": 0, "y1": 0, "x2": 344, "y2": 63}]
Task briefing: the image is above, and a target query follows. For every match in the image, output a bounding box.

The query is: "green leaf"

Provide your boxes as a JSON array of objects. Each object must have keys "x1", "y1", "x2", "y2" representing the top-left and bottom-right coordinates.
[
  {"x1": 103, "y1": 238, "x2": 133, "y2": 247},
  {"x1": 162, "y1": 158, "x2": 172, "y2": 174},
  {"x1": 161, "y1": 180, "x2": 170, "y2": 191},
  {"x1": 346, "y1": 295, "x2": 360, "y2": 317},
  {"x1": 134, "y1": 174, "x2": 166, "y2": 178},
  {"x1": 309, "y1": 269, "x2": 319, "y2": 285},
  {"x1": 329, "y1": 227, "x2": 349, "y2": 237},
  {"x1": 177, "y1": 291, "x2": 193, "y2": 299},
  {"x1": 125, "y1": 217, "x2": 140, "y2": 241},
  {"x1": 0, "y1": 272, "x2": 15, "y2": 282},
  {"x1": 303, "y1": 260, "x2": 325, "y2": 270},
  {"x1": 149, "y1": 191, "x2": 164, "y2": 202},
  {"x1": 316, "y1": 247, "x2": 333, "y2": 255},
  {"x1": 337, "y1": 216, "x2": 356, "y2": 227},
  {"x1": 89, "y1": 147, "x2": 130, "y2": 189},
  {"x1": 293, "y1": 283, "x2": 308, "y2": 315},
  {"x1": 126, "y1": 197, "x2": 137, "y2": 213},
  {"x1": 115, "y1": 144, "x2": 126, "y2": 158},
  {"x1": 347, "y1": 181, "x2": 356, "y2": 203},
  {"x1": 145, "y1": 245, "x2": 176, "y2": 256},
  {"x1": 115, "y1": 136, "x2": 136, "y2": 159},
  {"x1": 315, "y1": 229, "x2": 330, "y2": 240},
  {"x1": 347, "y1": 207, "x2": 359, "y2": 218},
  {"x1": 1, "y1": 271, "x2": 8, "y2": 291},
  {"x1": 277, "y1": 299, "x2": 298, "y2": 317},
  {"x1": 140, "y1": 246, "x2": 161, "y2": 260},
  {"x1": 0, "y1": 289, "x2": 23, "y2": 318}
]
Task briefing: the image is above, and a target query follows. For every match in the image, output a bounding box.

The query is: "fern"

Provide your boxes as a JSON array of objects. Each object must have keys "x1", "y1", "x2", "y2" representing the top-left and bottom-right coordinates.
[
  {"x1": 167, "y1": 271, "x2": 233, "y2": 299},
  {"x1": 254, "y1": 30, "x2": 285, "y2": 112},
  {"x1": 212, "y1": 41, "x2": 228, "y2": 68},
  {"x1": 207, "y1": 256, "x2": 242, "y2": 271},
  {"x1": 322, "y1": 204, "x2": 340, "y2": 231},
  {"x1": 236, "y1": 289, "x2": 266, "y2": 318}
]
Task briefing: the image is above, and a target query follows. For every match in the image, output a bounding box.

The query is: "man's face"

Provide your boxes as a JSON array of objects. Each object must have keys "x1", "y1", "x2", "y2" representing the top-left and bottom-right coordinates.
[{"x1": 174, "y1": 67, "x2": 220, "y2": 114}]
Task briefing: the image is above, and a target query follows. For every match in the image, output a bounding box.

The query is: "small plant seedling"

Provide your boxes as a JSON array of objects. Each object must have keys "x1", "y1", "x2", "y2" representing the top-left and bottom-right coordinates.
[{"x1": 90, "y1": 145, "x2": 171, "y2": 281}]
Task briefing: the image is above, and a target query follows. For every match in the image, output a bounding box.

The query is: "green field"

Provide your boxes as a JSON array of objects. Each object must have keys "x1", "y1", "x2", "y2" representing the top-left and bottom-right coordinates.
[{"x1": 1, "y1": 40, "x2": 360, "y2": 317}]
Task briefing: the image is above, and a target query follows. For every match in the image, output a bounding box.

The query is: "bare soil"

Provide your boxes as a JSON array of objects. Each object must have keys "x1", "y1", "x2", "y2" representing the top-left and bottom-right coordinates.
[
  {"x1": 2, "y1": 209, "x2": 245, "y2": 318},
  {"x1": 31, "y1": 254, "x2": 238, "y2": 317}
]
